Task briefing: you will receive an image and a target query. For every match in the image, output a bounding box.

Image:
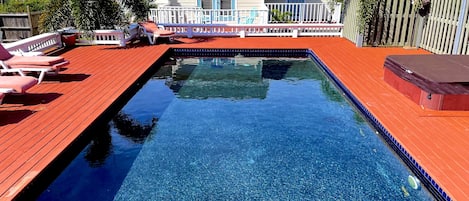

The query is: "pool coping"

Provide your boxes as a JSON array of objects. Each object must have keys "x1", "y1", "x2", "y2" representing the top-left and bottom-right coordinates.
[{"x1": 172, "y1": 47, "x2": 450, "y2": 201}]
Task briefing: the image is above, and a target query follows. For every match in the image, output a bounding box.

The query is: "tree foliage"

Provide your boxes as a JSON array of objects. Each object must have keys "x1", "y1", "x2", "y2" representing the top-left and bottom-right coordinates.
[
  {"x1": 270, "y1": 9, "x2": 292, "y2": 23},
  {"x1": 0, "y1": 0, "x2": 50, "y2": 13},
  {"x1": 39, "y1": 0, "x2": 149, "y2": 33},
  {"x1": 38, "y1": 0, "x2": 73, "y2": 32},
  {"x1": 119, "y1": 0, "x2": 150, "y2": 22},
  {"x1": 357, "y1": 0, "x2": 378, "y2": 34}
]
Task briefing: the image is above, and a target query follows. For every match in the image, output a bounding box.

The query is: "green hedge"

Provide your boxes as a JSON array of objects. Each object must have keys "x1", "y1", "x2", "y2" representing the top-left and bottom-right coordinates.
[{"x1": 0, "y1": 0, "x2": 50, "y2": 13}]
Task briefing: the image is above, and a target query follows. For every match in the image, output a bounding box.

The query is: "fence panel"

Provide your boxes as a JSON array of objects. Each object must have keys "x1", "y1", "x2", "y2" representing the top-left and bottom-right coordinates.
[
  {"x1": 368, "y1": 0, "x2": 421, "y2": 47},
  {"x1": 0, "y1": 11, "x2": 42, "y2": 43},
  {"x1": 343, "y1": 0, "x2": 424, "y2": 47},
  {"x1": 420, "y1": 1, "x2": 461, "y2": 54},
  {"x1": 459, "y1": 5, "x2": 469, "y2": 54},
  {"x1": 341, "y1": 0, "x2": 360, "y2": 44}
]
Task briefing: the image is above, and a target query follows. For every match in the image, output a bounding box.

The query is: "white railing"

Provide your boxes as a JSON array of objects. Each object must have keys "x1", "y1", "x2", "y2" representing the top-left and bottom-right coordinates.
[
  {"x1": 265, "y1": 3, "x2": 341, "y2": 24},
  {"x1": 0, "y1": 23, "x2": 341, "y2": 53},
  {"x1": 159, "y1": 23, "x2": 343, "y2": 38},
  {"x1": 149, "y1": 3, "x2": 342, "y2": 25},
  {"x1": 2, "y1": 29, "x2": 129, "y2": 54},
  {"x1": 2, "y1": 33, "x2": 62, "y2": 53},
  {"x1": 149, "y1": 6, "x2": 269, "y2": 25},
  {"x1": 75, "y1": 30, "x2": 126, "y2": 46}
]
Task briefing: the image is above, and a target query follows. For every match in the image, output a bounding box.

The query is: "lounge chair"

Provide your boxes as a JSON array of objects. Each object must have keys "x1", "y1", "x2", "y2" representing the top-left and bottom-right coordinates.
[
  {"x1": 0, "y1": 44, "x2": 70, "y2": 84},
  {"x1": 138, "y1": 21, "x2": 175, "y2": 45},
  {"x1": 0, "y1": 75, "x2": 38, "y2": 104},
  {"x1": 0, "y1": 76, "x2": 38, "y2": 93},
  {"x1": 0, "y1": 88, "x2": 14, "y2": 104}
]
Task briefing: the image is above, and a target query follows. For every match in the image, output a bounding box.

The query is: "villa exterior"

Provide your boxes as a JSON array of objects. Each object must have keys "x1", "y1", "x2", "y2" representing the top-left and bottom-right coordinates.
[
  {"x1": 3, "y1": 1, "x2": 469, "y2": 201},
  {"x1": 151, "y1": 0, "x2": 325, "y2": 7},
  {"x1": 151, "y1": 0, "x2": 266, "y2": 9}
]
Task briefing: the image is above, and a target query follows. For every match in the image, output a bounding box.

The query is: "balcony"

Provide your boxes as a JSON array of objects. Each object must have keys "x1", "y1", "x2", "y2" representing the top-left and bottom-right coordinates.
[{"x1": 147, "y1": 3, "x2": 343, "y2": 38}]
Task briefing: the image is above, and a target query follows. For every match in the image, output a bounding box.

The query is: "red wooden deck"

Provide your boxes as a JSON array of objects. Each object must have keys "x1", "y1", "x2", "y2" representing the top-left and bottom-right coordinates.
[{"x1": 0, "y1": 37, "x2": 468, "y2": 200}]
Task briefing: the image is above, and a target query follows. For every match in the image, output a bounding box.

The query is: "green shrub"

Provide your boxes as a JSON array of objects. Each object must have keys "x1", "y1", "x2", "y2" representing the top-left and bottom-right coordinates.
[{"x1": 0, "y1": 0, "x2": 50, "y2": 13}]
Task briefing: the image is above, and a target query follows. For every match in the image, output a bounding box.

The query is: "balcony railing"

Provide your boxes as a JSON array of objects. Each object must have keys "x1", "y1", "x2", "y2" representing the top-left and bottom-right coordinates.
[
  {"x1": 265, "y1": 3, "x2": 341, "y2": 24},
  {"x1": 149, "y1": 6, "x2": 269, "y2": 25},
  {"x1": 160, "y1": 23, "x2": 343, "y2": 38},
  {"x1": 148, "y1": 3, "x2": 341, "y2": 25},
  {"x1": 0, "y1": 3, "x2": 343, "y2": 51}
]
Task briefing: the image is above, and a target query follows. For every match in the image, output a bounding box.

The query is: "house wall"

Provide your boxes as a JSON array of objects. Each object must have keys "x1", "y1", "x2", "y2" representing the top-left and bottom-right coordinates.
[
  {"x1": 156, "y1": 0, "x2": 265, "y2": 9},
  {"x1": 263, "y1": 0, "x2": 323, "y2": 3},
  {"x1": 237, "y1": 0, "x2": 264, "y2": 9},
  {"x1": 167, "y1": 0, "x2": 198, "y2": 7},
  {"x1": 152, "y1": 0, "x2": 198, "y2": 7}
]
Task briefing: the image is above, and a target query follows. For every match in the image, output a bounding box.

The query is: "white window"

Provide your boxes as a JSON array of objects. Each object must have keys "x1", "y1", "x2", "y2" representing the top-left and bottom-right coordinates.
[{"x1": 200, "y1": 0, "x2": 234, "y2": 9}]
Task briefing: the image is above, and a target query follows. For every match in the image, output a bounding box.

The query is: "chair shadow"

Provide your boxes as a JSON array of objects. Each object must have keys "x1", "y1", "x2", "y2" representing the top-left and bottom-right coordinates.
[
  {"x1": 43, "y1": 73, "x2": 90, "y2": 83},
  {"x1": 46, "y1": 46, "x2": 78, "y2": 56},
  {"x1": 170, "y1": 37, "x2": 216, "y2": 44},
  {"x1": 0, "y1": 110, "x2": 35, "y2": 126},
  {"x1": 102, "y1": 37, "x2": 217, "y2": 50},
  {"x1": 2, "y1": 93, "x2": 62, "y2": 106}
]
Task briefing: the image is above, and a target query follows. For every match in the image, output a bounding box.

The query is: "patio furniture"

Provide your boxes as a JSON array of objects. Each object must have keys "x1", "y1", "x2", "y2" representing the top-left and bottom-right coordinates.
[
  {"x1": 0, "y1": 75, "x2": 38, "y2": 93},
  {"x1": 0, "y1": 88, "x2": 13, "y2": 104},
  {"x1": 0, "y1": 75, "x2": 38, "y2": 104},
  {"x1": 0, "y1": 44, "x2": 70, "y2": 84},
  {"x1": 138, "y1": 21, "x2": 175, "y2": 45},
  {"x1": 9, "y1": 49, "x2": 44, "y2": 56}
]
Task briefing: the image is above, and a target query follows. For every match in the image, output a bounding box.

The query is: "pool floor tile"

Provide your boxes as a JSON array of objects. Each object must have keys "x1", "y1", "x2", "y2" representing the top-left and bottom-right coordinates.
[{"x1": 0, "y1": 37, "x2": 467, "y2": 200}]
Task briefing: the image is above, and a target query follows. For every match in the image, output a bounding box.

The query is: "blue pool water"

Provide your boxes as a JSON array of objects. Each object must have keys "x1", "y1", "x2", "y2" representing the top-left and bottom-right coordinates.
[{"x1": 38, "y1": 57, "x2": 434, "y2": 200}]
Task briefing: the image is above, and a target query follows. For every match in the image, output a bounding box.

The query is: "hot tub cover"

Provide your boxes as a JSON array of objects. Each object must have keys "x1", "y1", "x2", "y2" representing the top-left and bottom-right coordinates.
[
  {"x1": 384, "y1": 54, "x2": 469, "y2": 94},
  {"x1": 385, "y1": 55, "x2": 469, "y2": 83}
]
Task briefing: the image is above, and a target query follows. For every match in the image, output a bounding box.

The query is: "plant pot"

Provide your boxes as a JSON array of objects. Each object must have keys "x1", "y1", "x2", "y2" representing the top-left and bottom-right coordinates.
[{"x1": 61, "y1": 34, "x2": 77, "y2": 47}]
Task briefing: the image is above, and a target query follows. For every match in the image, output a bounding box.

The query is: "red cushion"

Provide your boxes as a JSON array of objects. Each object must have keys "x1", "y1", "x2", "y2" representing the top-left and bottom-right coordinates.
[
  {"x1": 154, "y1": 29, "x2": 175, "y2": 36},
  {"x1": 0, "y1": 44, "x2": 13, "y2": 61},
  {"x1": 5, "y1": 55, "x2": 66, "y2": 66},
  {"x1": 141, "y1": 23, "x2": 158, "y2": 33},
  {"x1": 0, "y1": 76, "x2": 37, "y2": 93}
]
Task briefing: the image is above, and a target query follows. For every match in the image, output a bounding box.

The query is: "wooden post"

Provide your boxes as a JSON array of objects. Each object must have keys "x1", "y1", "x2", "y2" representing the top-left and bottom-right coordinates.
[
  {"x1": 26, "y1": 6, "x2": 34, "y2": 38},
  {"x1": 453, "y1": 0, "x2": 468, "y2": 54}
]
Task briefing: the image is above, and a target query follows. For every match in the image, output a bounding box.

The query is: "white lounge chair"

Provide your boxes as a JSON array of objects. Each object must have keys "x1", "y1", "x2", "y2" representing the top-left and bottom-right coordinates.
[
  {"x1": 0, "y1": 76, "x2": 38, "y2": 94},
  {"x1": 0, "y1": 75, "x2": 38, "y2": 104},
  {"x1": 138, "y1": 21, "x2": 175, "y2": 45},
  {"x1": 0, "y1": 44, "x2": 69, "y2": 83}
]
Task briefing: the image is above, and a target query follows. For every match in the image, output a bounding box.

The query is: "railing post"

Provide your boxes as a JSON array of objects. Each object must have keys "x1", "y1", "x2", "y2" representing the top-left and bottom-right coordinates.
[
  {"x1": 453, "y1": 0, "x2": 468, "y2": 54},
  {"x1": 56, "y1": 32, "x2": 63, "y2": 48},
  {"x1": 188, "y1": 25, "x2": 194, "y2": 38},
  {"x1": 332, "y1": 3, "x2": 341, "y2": 23},
  {"x1": 299, "y1": 4, "x2": 304, "y2": 23},
  {"x1": 119, "y1": 31, "x2": 125, "y2": 47},
  {"x1": 240, "y1": 29, "x2": 246, "y2": 38},
  {"x1": 292, "y1": 28, "x2": 298, "y2": 38}
]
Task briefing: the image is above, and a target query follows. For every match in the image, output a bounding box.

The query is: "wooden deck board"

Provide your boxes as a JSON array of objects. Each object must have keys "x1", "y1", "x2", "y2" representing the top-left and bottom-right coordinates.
[{"x1": 1, "y1": 37, "x2": 468, "y2": 200}]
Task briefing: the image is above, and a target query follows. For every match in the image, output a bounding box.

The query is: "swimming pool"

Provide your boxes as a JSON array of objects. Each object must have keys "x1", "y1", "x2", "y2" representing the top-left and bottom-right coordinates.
[{"x1": 38, "y1": 56, "x2": 434, "y2": 200}]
